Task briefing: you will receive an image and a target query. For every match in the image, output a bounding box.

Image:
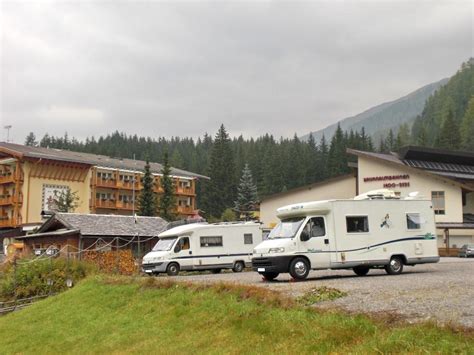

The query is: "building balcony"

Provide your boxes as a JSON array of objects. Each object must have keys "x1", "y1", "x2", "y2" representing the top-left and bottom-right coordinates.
[
  {"x1": 117, "y1": 180, "x2": 141, "y2": 190},
  {"x1": 95, "y1": 199, "x2": 118, "y2": 209},
  {"x1": 95, "y1": 178, "x2": 118, "y2": 188},
  {"x1": 177, "y1": 205, "x2": 195, "y2": 215},
  {"x1": 116, "y1": 201, "x2": 135, "y2": 210},
  {"x1": 0, "y1": 195, "x2": 22, "y2": 206},
  {"x1": 0, "y1": 217, "x2": 20, "y2": 228},
  {"x1": 176, "y1": 186, "x2": 195, "y2": 195}
]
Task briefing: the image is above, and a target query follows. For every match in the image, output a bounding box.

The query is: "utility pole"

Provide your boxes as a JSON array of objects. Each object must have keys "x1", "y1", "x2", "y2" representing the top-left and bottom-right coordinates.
[{"x1": 4, "y1": 125, "x2": 12, "y2": 142}]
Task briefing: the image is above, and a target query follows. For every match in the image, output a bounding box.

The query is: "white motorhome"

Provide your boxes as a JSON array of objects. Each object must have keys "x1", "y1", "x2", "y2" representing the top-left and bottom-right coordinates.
[
  {"x1": 142, "y1": 222, "x2": 263, "y2": 276},
  {"x1": 252, "y1": 190, "x2": 439, "y2": 280}
]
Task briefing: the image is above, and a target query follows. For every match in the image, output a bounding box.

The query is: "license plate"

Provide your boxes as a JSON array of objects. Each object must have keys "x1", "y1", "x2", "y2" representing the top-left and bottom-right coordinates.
[
  {"x1": 257, "y1": 268, "x2": 265, "y2": 272},
  {"x1": 144, "y1": 270, "x2": 153, "y2": 273}
]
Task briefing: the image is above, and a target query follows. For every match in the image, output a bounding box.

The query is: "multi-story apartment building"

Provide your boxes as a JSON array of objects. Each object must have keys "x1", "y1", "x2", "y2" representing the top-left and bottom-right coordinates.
[{"x1": 0, "y1": 142, "x2": 207, "y2": 233}]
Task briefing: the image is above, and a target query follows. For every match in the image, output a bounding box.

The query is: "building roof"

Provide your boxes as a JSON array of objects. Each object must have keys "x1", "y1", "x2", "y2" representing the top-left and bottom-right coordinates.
[
  {"x1": 261, "y1": 174, "x2": 356, "y2": 202},
  {"x1": 347, "y1": 147, "x2": 474, "y2": 189},
  {"x1": 0, "y1": 142, "x2": 208, "y2": 180},
  {"x1": 20, "y1": 213, "x2": 168, "y2": 238}
]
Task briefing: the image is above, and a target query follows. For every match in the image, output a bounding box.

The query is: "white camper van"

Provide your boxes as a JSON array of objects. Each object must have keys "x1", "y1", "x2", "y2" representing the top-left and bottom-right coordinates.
[
  {"x1": 252, "y1": 190, "x2": 439, "y2": 280},
  {"x1": 142, "y1": 222, "x2": 263, "y2": 276}
]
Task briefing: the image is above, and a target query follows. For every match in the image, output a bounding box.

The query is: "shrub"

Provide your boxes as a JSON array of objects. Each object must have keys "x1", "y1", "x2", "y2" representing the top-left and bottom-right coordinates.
[{"x1": 0, "y1": 258, "x2": 95, "y2": 302}]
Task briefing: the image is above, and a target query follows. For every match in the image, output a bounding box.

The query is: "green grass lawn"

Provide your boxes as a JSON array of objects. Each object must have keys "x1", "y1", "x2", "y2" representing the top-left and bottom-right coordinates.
[{"x1": 0, "y1": 276, "x2": 472, "y2": 354}]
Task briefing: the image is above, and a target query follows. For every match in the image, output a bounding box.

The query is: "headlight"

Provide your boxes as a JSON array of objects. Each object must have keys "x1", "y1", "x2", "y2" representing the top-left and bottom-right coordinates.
[
  {"x1": 153, "y1": 257, "x2": 163, "y2": 261},
  {"x1": 268, "y1": 247, "x2": 285, "y2": 253}
]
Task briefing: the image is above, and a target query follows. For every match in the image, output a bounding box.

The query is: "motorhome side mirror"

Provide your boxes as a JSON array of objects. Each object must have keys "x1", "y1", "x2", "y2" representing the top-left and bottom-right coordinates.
[
  {"x1": 174, "y1": 244, "x2": 181, "y2": 253},
  {"x1": 300, "y1": 230, "x2": 310, "y2": 242}
]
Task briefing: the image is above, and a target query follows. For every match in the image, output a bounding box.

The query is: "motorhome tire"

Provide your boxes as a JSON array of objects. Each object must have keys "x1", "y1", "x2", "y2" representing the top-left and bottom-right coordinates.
[
  {"x1": 353, "y1": 266, "x2": 370, "y2": 276},
  {"x1": 260, "y1": 272, "x2": 279, "y2": 281},
  {"x1": 385, "y1": 256, "x2": 404, "y2": 275},
  {"x1": 289, "y1": 257, "x2": 310, "y2": 280},
  {"x1": 211, "y1": 269, "x2": 222, "y2": 274},
  {"x1": 232, "y1": 261, "x2": 245, "y2": 273},
  {"x1": 166, "y1": 263, "x2": 180, "y2": 276}
]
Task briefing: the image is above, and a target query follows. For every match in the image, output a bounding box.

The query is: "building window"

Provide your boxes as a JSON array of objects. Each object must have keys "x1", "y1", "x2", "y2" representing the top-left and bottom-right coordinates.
[
  {"x1": 431, "y1": 191, "x2": 445, "y2": 215},
  {"x1": 346, "y1": 216, "x2": 369, "y2": 233},
  {"x1": 200, "y1": 236, "x2": 223, "y2": 247},
  {"x1": 406, "y1": 213, "x2": 421, "y2": 230},
  {"x1": 244, "y1": 233, "x2": 253, "y2": 244}
]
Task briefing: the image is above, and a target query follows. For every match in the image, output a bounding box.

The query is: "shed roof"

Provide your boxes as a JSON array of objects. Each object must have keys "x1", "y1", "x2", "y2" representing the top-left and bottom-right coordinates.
[
  {"x1": 32, "y1": 213, "x2": 168, "y2": 237},
  {"x1": 0, "y1": 142, "x2": 208, "y2": 179}
]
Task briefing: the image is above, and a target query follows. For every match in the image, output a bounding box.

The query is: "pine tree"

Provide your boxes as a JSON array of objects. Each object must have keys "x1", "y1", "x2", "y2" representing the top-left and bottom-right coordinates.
[
  {"x1": 158, "y1": 151, "x2": 177, "y2": 220},
  {"x1": 138, "y1": 160, "x2": 157, "y2": 217},
  {"x1": 327, "y1": 124, "x2": 348, "y2": 177},
  {"x1": 205, "y1": 124, "x2": 236, "y2": 218},
  {"x1": 25, "y1": 132, "x2": 38, "y2": 146},
  {"x1": 386, "y1": 129, "x2": 395, "y2": 151},
  {"x1": 234, "y1": 163, "x2": 258, "y2": 220},
  {"x1": 460, "y1": 97, "x2": 474, "y2": 150},
  {"x1": 437, "y1": 107, "x2": 461, "y2": 150}
]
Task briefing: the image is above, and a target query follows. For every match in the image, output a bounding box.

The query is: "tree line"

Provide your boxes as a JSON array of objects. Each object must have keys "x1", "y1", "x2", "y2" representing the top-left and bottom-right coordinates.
[{"x1": 24, "y1": 124, "x2": 374, "y2": 219}]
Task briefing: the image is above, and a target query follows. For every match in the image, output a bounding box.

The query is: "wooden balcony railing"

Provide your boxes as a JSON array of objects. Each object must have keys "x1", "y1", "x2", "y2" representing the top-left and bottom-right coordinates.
[
  {"x1": 176, "y1": 186, "x2": 194, "y2": 195},
  {"x1": 117, "y1": 180, "x2": 140, "y2": 190},
  {"x1": 116, "y1": 201, "x2": 134, "y2": 210},
  {"x1": 95, "y1": 199, "x2": 118, "y2": 209},
  {"x1": 177, "y1": 206, "x2": 194, "y2": 215},
  {"x1": 0, "y1": 217, "x2": 19, "y2": 228},
  {"x1": 96, "y1": 178, "x2": 118, "y2": 188},
  {"x1": 0, "y1": 195, "x2": 22, "y2": 206}
]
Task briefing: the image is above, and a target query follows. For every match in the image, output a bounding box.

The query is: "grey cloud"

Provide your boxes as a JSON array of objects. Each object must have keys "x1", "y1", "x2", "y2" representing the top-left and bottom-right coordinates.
[{"x1": 1, "y1": 0, "x2": 472, "y2": 143}]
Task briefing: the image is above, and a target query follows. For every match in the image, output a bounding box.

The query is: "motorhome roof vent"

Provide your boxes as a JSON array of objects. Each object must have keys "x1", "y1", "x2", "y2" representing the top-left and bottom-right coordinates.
[{"x1": 354, "y1": 189, "x2": 400, "y2": 200}]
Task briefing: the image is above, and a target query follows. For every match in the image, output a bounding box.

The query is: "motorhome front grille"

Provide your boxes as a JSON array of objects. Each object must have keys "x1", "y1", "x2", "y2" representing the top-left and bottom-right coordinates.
[{"x1": 252, "y1": 258, "x2": 273, "y2": 267}]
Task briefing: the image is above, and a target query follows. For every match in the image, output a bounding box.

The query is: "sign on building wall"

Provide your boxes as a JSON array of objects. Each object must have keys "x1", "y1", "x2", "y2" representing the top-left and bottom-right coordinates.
[
  {"x1": 363, "y1": 174, "x2": 410, "y2": 189},
  {"x1": 42, "y1": 184, "x2": 70, "y2": 212}
]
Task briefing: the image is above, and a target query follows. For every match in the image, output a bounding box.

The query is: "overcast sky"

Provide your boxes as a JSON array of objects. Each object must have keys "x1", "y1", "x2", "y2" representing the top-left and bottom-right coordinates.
[{"x1": 1, "y1": 0, "x2": 472, "y2": 143}]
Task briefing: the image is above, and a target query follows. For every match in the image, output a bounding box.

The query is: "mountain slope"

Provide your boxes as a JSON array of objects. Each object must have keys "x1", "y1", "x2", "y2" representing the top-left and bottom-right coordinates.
[
  {"x1": 302, "y1": 77, "x2": 449, "y2": 142},
  {"x1": 411, "y1": 59, "x2": 474, "y2": 150}
]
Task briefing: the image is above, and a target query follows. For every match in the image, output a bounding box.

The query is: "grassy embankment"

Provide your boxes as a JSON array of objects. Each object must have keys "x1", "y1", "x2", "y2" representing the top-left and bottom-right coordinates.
[{"x1": 0, "y1": 276, "x2": 472, "y2": 354}]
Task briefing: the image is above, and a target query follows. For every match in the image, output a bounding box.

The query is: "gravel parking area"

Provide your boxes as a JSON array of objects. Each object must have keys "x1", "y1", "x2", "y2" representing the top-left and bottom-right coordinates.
[{"x1": 162, "y1": 258, "x2": 474, "y2": 328}]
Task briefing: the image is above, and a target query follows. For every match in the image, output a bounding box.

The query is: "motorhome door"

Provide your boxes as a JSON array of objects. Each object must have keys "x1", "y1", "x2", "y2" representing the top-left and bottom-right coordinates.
[
  {"x1": 173, "y1": 237, "x2": 192, "y2": 268},
  {"x1": 300, "y1": 217, "x2": 331, "y2": 269}
]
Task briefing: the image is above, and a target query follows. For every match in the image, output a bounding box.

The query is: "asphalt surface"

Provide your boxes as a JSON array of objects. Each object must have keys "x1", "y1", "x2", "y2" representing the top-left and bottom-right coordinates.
[{"x1": 160, "y1": 257, "x2": 474, "y2": 328}]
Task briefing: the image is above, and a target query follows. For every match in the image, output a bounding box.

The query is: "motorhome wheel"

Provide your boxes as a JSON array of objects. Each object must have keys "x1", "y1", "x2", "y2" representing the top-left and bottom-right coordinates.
[
  {"x1": 384, "y1": 256, "x2": 404, "y2": 275},
  {"x1": 232, "y1": 261, "x2": 245, "y2": 273},
  {"x1": 289, "y1": 257, "x2": 310, "y2": 280},
  {"x1": 166, "y1": 263, "x2": 180, "y2": 276},
  {"x1": 353, "y1": 266, "x2": 370, "y2": 276}
]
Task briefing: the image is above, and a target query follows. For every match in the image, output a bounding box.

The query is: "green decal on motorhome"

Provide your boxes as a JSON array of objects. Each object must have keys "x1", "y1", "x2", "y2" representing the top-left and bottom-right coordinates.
[{"x1": 422, "y1": 233, "x2": 435, "y2": 240}]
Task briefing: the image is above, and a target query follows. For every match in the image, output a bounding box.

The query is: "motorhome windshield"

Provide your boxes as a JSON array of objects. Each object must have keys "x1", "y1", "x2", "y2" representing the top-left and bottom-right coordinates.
[
  {"x1": 269, "y1": 217, "x2": 305, "y2": 239},
  {"x1": 152, "y1": 238, "x2": 177, "y2": 251}
]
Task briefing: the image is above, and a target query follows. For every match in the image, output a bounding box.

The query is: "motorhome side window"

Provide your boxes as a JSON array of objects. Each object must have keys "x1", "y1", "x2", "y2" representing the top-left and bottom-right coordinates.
[
  {"x1": 200, "y1": 236, "x2": 223, "y2": 247},
  {"x1": 244, "y1": 233, "x2": 253, "y2": 244},
  {"x1": 303, "y1": 217, "x2": 326, "y2": 238},
  {"x1": 406, "y1": 213, "x2": 422, "y2": 230},
  {"x1": 346, "y1": 216, "x2": 369, "y2": 233},
  {"x1": 178, "y1": 237, "x2": 190, "y2": 250}
]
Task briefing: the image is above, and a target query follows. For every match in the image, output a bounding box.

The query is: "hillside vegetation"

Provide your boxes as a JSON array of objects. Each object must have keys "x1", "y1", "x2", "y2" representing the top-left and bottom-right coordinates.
[
  {"x1": 302, "y1": 78, "x2": 448, "y2": 144},
  {"x1": 0, "y1": 277, "x2": 472, "y2": 354},
  {"x1": 412, "y1": 58, "x2": 474, "y2": 150}
]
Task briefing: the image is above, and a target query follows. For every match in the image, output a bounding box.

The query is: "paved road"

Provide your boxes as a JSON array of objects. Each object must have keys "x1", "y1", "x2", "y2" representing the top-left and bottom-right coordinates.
[{"x1": 163, "y1": 257, "x2": 474, "y2": 328}]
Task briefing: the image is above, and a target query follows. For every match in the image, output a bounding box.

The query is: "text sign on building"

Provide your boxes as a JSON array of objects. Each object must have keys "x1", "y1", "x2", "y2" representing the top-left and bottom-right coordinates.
[{"x1": 363, "y1": 174, "x2": 410, "y2": 188}]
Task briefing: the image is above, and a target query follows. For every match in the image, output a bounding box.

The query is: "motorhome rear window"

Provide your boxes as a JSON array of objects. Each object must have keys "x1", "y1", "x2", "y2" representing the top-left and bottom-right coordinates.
[
  {"x1": 346, "y1": 216, "x2": 369, "y2": 233},
  {"x1": 244, "y1": 233, "x2": 253, "y2": 244},
  {"x1": 200, "y1": 236, "x2": 223, "y2": 247},
  {"x1": 406, "y1": 213, "x2": 422, "y2": 229}
]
